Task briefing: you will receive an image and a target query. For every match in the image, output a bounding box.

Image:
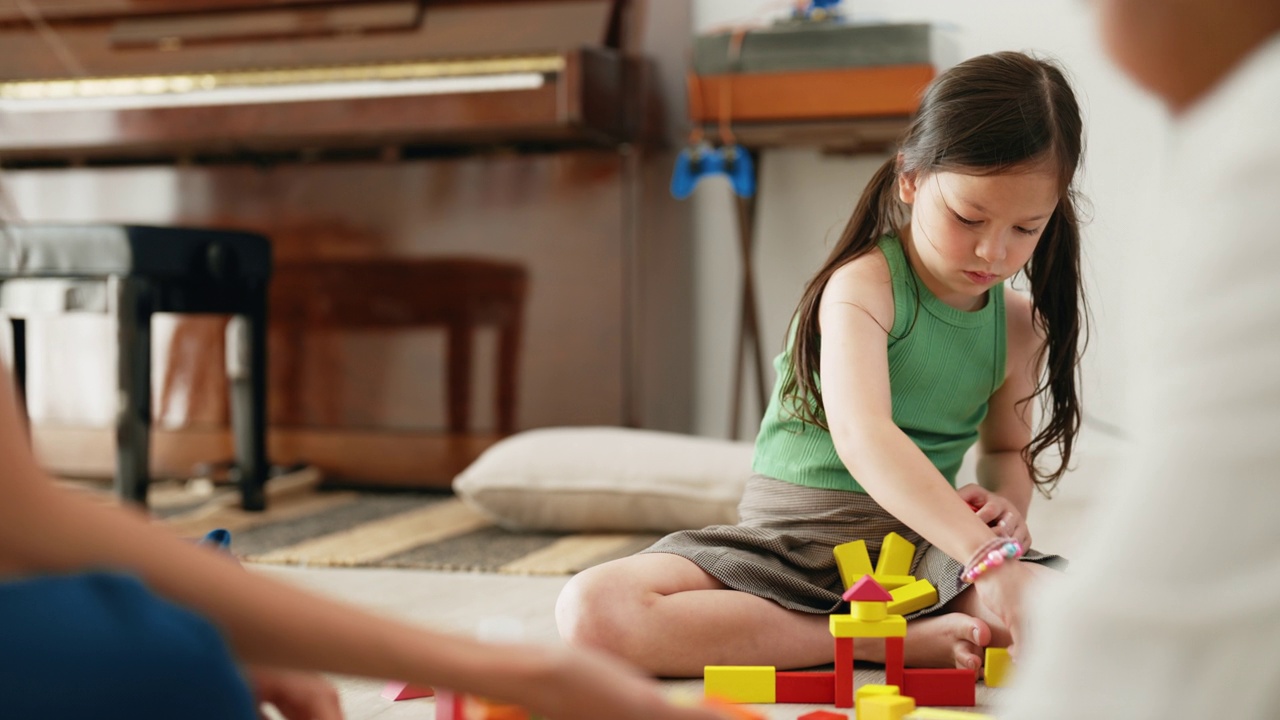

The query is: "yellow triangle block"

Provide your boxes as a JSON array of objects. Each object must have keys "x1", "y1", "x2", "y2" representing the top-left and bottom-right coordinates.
[
  {"x1": 834, "y1": 539, "x2": 874, "y2": 589},
  {"x1": 887, "y1": 579, "x2": 938, "y2": 616},
  {"x1": 829, "y1": 613, "x2": 906, "y2": 638},
  {"x1": 875, "y1": 532, "x2": 916, "y2": 577}
]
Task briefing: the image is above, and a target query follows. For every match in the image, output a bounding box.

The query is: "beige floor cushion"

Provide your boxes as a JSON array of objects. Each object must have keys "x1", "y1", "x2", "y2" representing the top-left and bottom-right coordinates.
[{"x1": 452, "y1": 427, "x2": 754, "y2": 533}]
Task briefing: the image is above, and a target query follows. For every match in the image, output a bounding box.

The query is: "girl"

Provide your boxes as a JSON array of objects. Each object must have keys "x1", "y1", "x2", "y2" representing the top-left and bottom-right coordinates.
[{"x1": 556, "y1": 51, "x2": 1084, "y2": 677}]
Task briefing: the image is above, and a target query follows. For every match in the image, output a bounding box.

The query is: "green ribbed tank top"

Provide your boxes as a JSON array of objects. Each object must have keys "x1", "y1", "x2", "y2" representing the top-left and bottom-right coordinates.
[{"x1": 753, "y1": 235, "x2": 1006, "y2": 492}]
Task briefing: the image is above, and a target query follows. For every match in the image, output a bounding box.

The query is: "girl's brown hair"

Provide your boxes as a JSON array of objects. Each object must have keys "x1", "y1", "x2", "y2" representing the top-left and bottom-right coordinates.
[{"x1": 781, "y1": 51, "x2": 1086, "y2": 494}]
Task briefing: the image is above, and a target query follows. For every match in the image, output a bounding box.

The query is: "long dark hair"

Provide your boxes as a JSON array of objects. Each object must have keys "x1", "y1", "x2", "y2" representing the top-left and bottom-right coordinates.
[{"x1": 781, "y1": 51, "x2": 1087, "y2": 494}]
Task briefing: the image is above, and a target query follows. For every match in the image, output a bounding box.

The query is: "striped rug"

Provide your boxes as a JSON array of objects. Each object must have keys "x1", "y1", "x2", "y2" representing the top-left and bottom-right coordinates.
[{"x1": 139, "y1": 469, "x2": 662, "y2": 575}]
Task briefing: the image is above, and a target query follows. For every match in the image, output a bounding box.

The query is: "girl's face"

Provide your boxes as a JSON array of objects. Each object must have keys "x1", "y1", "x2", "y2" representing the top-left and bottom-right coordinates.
[{"x1": 898, "y1": 165, "x2": 1060, "y2": 311}]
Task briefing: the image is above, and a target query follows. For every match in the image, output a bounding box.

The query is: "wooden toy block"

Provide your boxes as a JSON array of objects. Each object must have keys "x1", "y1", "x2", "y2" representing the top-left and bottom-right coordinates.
[
  {"x1": 851, "y1": 600, "x2": 888, "y2": 622},
  {"x1": 834, "y1": 539, "x2": 874, "y2": 589},
  {"x1": 705, "y1": 666, "x2": 776, "y2": 704},
  {"x1": 798, "y1": 711, "x2": 847, "y2": 720},
  {"x1": 830, "y1": 613, "x2": 906, "y2": 638},
  {"x1": 855, "y1": 684, "x2": 900, "y2": 718},
  {"x1": 983, "y1": 647, "x2": 1013, "y2": 688},
  {"x1": 875, "y1": 532, "x2": 916, "y2": 577},
  {"x1": 887, "y1": 579, "x2": 938, "y2": 616},
  {"x1": 903, "y1": 709, "x2": 996, "y2": 719},
  {"x1": 901, "y1": 669, "x2": 976, "y2": 707},
  {"x1": 860, "y1": 694, "x2": 916, "y2": 720},
  {"x1": 435, "y1": 689, "x2": 465, "y2": 720},
  {"x1": 776, "y1": 671, "x2": 835, "y2": 704},
  {"x1": 871, "y1": 574, "x2": 916, "y2": 590},
  {"x1": 834, "y1": 637, "x2": 854, "y2": 708},
  {"x1": 463, "y1": 698, "x2": 530, "y2": 720},
  {"x1": 884, "y1": 636, "x2": 905, "y2": 688},
  {"x1": 702, "y1": 697, "x2": 768, "y2": 720},
  {"x1": 844, "y1": 575, "x2": 894, "y2": 603},
  {"x1": 380, "y1": 681, "x2": 434, "y2": 700}
]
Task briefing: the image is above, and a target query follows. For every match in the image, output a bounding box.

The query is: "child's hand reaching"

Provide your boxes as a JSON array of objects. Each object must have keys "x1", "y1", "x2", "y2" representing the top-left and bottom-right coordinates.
[{"x1": 957, "y1": 484, "x2": 1032, "y2": 549}]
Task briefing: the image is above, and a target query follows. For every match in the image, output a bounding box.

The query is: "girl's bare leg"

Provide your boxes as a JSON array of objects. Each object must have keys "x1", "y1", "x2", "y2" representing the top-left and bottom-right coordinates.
[{"x1": 557, "y1": 553, "x2": 997, "y2": 677}]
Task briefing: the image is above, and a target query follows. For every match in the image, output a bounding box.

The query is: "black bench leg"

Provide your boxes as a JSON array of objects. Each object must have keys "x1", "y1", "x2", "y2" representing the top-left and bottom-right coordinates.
[
  {"x1": 10, "y1": 317, "x2": 28, "y2": 423},
  {"x1": 114, "y1": 278, "x2": 151, "y2": 507},
  {"x1": 227, "y1": 290, "x2": 267, "y2": 511}
]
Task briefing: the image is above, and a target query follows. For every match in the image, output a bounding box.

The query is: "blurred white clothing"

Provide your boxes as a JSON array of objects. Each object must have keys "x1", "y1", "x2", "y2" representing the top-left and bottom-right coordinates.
[{"x1": 1002, "y1": 32, "x2": 1280, "y2": 719}]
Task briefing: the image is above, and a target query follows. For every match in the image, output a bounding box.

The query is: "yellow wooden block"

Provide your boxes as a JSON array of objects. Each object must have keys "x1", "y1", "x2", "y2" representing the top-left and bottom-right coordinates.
[
  {"x1": 861, "y1": 694, "x2": 916, "y2": 720},
  {"x1": 855, "y1": 684, "x2": 900, "y2": 718},
  {"x1": 851, "y1": 600, "x2": 887, "y2": 622},
  {"x1": 887, "y1": 579, "x2": 939, "y2": 616},
  {"x1": 704, "y1": 666, "x2": 775, "y2": 704},
  {"x1": 984, "y1": 647, "x2": 1013, "y2": 688},
  {"x1": 829, "y1": 613, "x2": 906, "y2": 638},
  {"x1": 903, "y1": 709, "x2": 996, "y2": 720},
  {"x1": 875, "y1": 532, "x2": 916, "y2": 578},
  {"x1": 834, "y1": 539, "x2": 874, "y2": 589},
  {"x1": 871, "y1": 574, "x2": 916, "y2": 591}
]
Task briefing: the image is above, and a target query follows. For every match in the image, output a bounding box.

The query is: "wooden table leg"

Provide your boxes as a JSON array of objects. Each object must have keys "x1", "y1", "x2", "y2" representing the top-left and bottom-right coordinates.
[{"x1": 728, "y1": 152, "x2": 768, "y2": 440}]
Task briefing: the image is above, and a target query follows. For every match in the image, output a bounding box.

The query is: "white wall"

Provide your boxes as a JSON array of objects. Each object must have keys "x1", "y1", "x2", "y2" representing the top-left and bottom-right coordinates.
[{"x1": 689, "y1": 1, "x2": 1169, "y2": 487}]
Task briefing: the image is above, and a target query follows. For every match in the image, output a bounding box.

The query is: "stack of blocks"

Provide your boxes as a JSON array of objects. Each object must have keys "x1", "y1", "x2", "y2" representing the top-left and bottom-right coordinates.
[{"x1": 706, "y1": 532, "x2": 1007, "y2": 716}]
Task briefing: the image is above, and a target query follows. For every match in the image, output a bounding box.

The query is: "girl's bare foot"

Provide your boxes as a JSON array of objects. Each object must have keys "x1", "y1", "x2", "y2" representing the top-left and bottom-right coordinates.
[
  {"x1": 906, "y1": 612, "x2": 990, "y2": 671},
  {"x1": 855, "y1": 612, "x2": 990, "y2": 672}
]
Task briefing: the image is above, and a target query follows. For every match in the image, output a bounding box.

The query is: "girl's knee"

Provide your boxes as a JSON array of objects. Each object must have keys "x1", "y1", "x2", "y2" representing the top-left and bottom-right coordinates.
[{"x1": 555, "y1": 563, "x2": 644, "y2": 653}]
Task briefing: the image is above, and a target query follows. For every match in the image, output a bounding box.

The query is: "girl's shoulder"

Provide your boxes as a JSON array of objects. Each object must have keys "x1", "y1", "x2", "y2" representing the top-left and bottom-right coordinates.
[
  {"x1": 821, "y1": 250, "x2": 895, "y2": 334},
  {"x1": 1002, "y1": 285, "x2": 1044, "y2": 357}
]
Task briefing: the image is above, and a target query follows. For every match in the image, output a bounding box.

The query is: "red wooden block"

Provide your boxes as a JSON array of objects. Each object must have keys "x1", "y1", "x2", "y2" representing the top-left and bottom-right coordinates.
[
  {"x1": 884, "y1": 636, "x2": 904, "y2": 689},
  {"x1": 776, "y1": 671, "x2": 835, "y2": 704},
  {"x1": 901, "y1": 668, "x2": 976, "y2": 707},
  {"x1": 381, "y1": 681, "x2": 434, "y2": 701},
  {"x1": 797, "y1": 711, "x2": 847, "y2": 720},
  {"x1": 435, "y1": 689, "x2": 466, "y2": 720},
  {"x1": 834, "y1": 637, "x2": 855, "y2": 708}
]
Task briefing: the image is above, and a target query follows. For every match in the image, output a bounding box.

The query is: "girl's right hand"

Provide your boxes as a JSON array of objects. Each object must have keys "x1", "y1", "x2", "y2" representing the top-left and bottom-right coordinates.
[
  {"x1": 511, "y1": 644, "x2": 734, "y2": 720},
  {"x1": 971, "y1": 560, "x2": 1036, "y2": 657}
]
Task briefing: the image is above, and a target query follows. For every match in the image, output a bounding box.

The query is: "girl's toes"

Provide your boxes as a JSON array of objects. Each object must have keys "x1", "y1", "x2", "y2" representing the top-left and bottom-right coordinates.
[
  {"x1": 954, "y1": 641, "x2": 983, "y2": 672},
  {"x1": 967, "y1": 617, "x2": 992, "y2": 647}
]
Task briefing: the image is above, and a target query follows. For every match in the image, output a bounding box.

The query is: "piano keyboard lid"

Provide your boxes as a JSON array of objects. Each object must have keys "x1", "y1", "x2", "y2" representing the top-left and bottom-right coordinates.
[{"x1": 0, "y1": 0, "x2": 639, "y2": 165}]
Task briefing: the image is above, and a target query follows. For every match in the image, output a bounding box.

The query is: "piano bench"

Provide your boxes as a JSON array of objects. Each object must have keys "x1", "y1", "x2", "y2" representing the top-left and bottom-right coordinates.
[{"x1": 0, "y1": 224, "x2": 272, "y2": 511}]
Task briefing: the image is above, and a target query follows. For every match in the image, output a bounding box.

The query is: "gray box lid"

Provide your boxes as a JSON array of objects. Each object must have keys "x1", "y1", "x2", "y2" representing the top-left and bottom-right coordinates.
[{"x1": 694, "y1": 22, "x2": 931, "y2": 75}]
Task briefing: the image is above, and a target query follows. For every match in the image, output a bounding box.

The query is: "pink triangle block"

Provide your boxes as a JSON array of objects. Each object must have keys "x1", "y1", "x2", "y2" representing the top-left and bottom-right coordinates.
[
  {"x1": 381, "y1": 681, "x2": 435, "y2": 701},
  {"x1": 843, "y1": 575, "x2": 892, "y2": 602}
]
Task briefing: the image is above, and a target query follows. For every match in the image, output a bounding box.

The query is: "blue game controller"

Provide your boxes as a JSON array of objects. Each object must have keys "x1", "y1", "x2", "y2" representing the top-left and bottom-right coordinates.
[
  {"x1": 670, "y1": 143, "x2": 756, "y2": 199},
  {"x1": 794, "y1": 0, "x2": 843, "y2": 21}
]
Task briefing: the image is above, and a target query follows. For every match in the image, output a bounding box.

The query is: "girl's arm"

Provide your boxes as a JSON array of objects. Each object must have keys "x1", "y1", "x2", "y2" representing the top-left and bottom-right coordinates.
[
  {"x1": 818, "y1": 255, "x2": 998, "y2": 565},
  {"x1": 975, "y1": 288, "x2": 1045, "y2": 518},
  {"x1": 0, "y1": 377, "x2": 720, "y2": 720}
]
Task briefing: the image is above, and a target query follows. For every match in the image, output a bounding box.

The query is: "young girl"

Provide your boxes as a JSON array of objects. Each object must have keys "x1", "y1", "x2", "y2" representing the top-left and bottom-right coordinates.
[{"x1": 556, "y1": 51, "x2": 1084, "y2": 677}]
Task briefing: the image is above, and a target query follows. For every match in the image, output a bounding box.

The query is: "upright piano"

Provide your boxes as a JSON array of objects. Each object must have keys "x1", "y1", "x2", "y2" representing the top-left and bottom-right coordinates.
[{"x1": 0, "y1": 0, "x2": 693, "y2": 488}]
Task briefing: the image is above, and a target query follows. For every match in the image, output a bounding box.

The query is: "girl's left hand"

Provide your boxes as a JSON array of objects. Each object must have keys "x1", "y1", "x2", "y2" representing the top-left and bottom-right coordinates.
[
  {"x1": 247, "y1": 666, "x2": 343, "y2": 720},
  {"x1": 956, "y1": 484, "x2": 1032, "y2": 549}
]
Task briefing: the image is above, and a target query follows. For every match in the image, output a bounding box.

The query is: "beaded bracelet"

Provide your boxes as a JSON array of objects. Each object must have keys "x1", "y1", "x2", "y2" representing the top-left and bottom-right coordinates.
[{"x1": 959, "y1": 536, "x2": 1024, "y2": 585}]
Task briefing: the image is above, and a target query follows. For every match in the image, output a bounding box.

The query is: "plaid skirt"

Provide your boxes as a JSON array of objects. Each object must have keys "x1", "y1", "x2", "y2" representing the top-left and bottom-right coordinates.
[{"x1": 642, "y1": 474, "x2": 1064, "y2": 617}]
